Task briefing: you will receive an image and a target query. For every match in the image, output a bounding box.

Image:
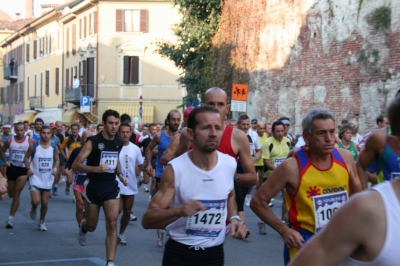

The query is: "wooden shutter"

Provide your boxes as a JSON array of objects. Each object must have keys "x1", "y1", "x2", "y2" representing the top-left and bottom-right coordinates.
[
  {"x1": 33, "y1": 40, "x2": 37, "y2": 59},
  {"x1": 123, "y1": 56, "x2": 130, "y2": 84},
  {"x1": 84, "y1": 17, "x2": 87, "y2": 38},
  {"x1": 45, "y1": 70, "x2": 50, "y2": 95},
  {"x1": 55, "y1": 68, "x2": 59, "y2": 94},
  {"x1": 89, "y1": 14, "x2": 92, "y2": 34},
  {"x1": 66, "y1": 28, "x2": 69, "y2": 56},
  {"x1": 94, "y1": 11, "x2": 98, "y2": 34},
  {"x1": 82, "y1": 60, "x2": 87, "y2": 84},
  {"x1": 87, "y1": 58, "x2": 94, "y2": 85},
  {"x1": 72, "y1": 24, "x2": 76, "y2": 55},
  {"x1": 74, "y1": 66, "x2": 78, "y2": 79},
  {"x1": 49, "y1": 35, "x2": 52, "y2": 53},
  {"x1": 71, "y1": 67, "x2": 74, "y2": 85},
  {"x1": 66, "y1": 68, "x2": 69, "y2": 87},
  {"x1": 140, "y1": 10, "x2": 149, "y2": 33},
  {"x1": 130, "y1": 56, "x2": 139, "y2": 84},
  {"x1": 116, "y1": 10, "x2": 123, "y2": 32},
  {"x1": 26, "y1": 44, "x2": 30, "y2": 62},
  {"x1": 79, "y1": 19, "x2": 82, "y2": 39}
]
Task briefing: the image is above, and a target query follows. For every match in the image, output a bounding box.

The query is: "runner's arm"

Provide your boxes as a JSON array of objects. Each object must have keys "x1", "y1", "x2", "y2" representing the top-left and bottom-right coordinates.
[
  {"x1": 145, "y1": 132, "x2": 160, "y2": 164},
  {"x1": 23, "y1": 144, "x2": 34, "y2": 176},
  {"x1": 227, "y1": 190, "x2": 247, "y2": 239},
  {"x1": 288, "y1": 192, "x2": 377, "y2": 266},
  {"x1": 356, "y1": 132, "x2": 381, "y2": 189},
  {"x1": 173, "y1": 128, "x2": 191, "y2": 159},
  {"x1": 52, "y1": 146, "x2": 60, "y2": 172},
  {"x1": 59, "y1": 137, "x2": 68, "y2": 160},
  {"x1": 251, "y1": 158, "x2": 304, "y2": 248},
  {"x1": 160, "y1": 134, "x2": 180, "y2": 165},
  {"x1": 142, "y1": 165, "x2": 206, "y2": 229},
  {"x1": 338, "y1": 149, "x2": 362, "y2": 195},
  {"x1": 234, "y1": 130, "x2": 257, "y2": 186},
  {"x1": 0, "y1": 139, "x2": 10, "y2": 163},
  {"x1": 0, "y1": 174, "x2": 7, "y2": 200},
  {"x1": 72, "y1": 140, "x2": 107, "y2": 173}
]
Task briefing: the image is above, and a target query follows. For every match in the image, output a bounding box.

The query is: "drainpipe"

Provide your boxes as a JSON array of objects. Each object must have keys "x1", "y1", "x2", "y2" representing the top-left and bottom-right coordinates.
[
  {"x1": 56, "y1": 15, "x2": 65, "y2": 114},
  {"x1": 89, "y1": 0, "x2": 99, "y2": 121}
]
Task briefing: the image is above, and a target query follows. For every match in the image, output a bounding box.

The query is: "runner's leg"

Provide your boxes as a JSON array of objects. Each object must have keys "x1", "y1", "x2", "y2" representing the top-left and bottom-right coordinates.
[{"x1": 103, "y1": 199, "x2": 120, "y2": 261}]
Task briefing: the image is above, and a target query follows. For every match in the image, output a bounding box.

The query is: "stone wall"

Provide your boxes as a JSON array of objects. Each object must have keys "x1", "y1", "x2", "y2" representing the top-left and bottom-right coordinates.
[{"x1": 214, "y1": 0, "x2": 400, "y2": 134}]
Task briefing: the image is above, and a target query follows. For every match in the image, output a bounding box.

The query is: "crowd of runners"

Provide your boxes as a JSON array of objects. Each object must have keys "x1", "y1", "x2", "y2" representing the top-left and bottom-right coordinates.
[{"x1": 0, "y1": 87, "x2": 399, "y2": 266}]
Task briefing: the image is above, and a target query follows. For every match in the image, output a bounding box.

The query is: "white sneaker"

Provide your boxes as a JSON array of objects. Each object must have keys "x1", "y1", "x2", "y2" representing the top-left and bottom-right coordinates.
[
  {"x1": 245, "y1": 195, "x2": 251, "y2": 207},
  {"x1": 5, "y1": 218, "x2": 13, "y2": 229},
  {"x1": 157, "y1": 229, "x2": 165, "y2": 247},
  {"x1": 118, "y1": 234, "x2": 127, "y2": 245},
  {"x1": 30, "y1": 207, "x2": 37, "y2": 220},
  {"x1": 130, "y1": 212, "x2": 137, "y2": 221},
  {"x1": 106, "y1": 261, "x2": 116, "y2": 266},
  {"x1": 143, "y1": 184, "x2": 149, "y2": 192},
  {"x1": 268, "y1": 201, "x2": 274, "y2": 207},
  {"x1": 38, "y1": 221, "x2": 48, "y2": 231},
  {"x1": 78, "y1": 220, "x2": 87, "y2": 246}
]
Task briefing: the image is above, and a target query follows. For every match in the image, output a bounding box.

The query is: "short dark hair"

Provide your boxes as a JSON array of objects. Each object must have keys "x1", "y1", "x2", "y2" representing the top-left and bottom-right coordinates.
[
  {"x1": 237, "y1": 115, "x2": 249, "y2": 124},
  {"x1": 376, "y1": 114, "x2": 385, "y2": 125},
  {"x1": 120, "y1": 113, "x2": 131, "y2": 123},
  {"x1": 23, "y1": 120, "x2": 29, "y2": 124},
  {"x1": 187, "y1": 106, "x2": 220, "y2": 130},
  {"x1": 14, "y1": 122, "x2": 24, "y2": 129},
  {"x1": 341, "y1": 119, "x2": 349, "y2": 125},
  {"x1": 387, "y1": 97, "x2": 400, "y2": 136},
  {"x1": 40, "y1": 125, "x2": 51, "y2": 132},
  {"x1": 119, "y1": 122, "x2": 131, "y2": 131},
  {"x1": 35, "y1": 118, "x2": 44, "y2": 124},
  {"x1": 71, "y1": 123, "x2": 80, "y2": 130},
  {"x1": 96, "y1": 124, "x2": 103, "y2": 131},
  {"x1": 278, "y1": 116, "x2": 290, "y2": 121},
  {"x1": 272, "y1": 121, "x2": 285, "y2": 132},
  {"x1": 149, "y1": 123, "x2": 157, "y2": 130},
  {"x1": 102, "y1": 109, "x2": 120, "y2": 123}
]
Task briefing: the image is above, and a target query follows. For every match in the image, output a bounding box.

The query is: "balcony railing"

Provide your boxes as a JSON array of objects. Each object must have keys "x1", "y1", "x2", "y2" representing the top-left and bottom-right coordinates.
[
  {"x1": 65, "y1": 84, "x2": 95, "y2": 104},
  {"x1": 29, "y1": 96, "x2": 44, "y2": 109},
  {"x1": 4, "y1": 66, "x2": 18, "y2": 80}
]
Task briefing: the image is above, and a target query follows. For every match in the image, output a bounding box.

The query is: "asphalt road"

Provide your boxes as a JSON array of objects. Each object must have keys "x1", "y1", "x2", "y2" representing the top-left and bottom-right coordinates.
[{"x1": 0, "y1": 180, "x2": 284, "y2": 266}]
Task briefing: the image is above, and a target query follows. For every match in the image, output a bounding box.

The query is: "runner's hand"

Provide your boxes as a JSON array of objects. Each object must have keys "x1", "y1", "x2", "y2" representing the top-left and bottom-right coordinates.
[
  {"x1": 27, "y1": 169, "x2": 34, "y2": 177},
  {"x1": 5, "y1": 162, "x2": 10, "y2": 167},
  {"x1": 282, "y1": 227, "x2": 304, "y2": 249},
  {"x1": 97, "y1": 164, "x2": 109, "y2": 173},
  {"x1": 119, "y1": 176, "x2": 128, "y2": 186},
  {"x1": 230, "y1": 219, "x2": 247, "y2": 239},
  {"x1": 145, "y1": 164, "x2": 153, "y2": 176},
  {"x1": 179, "y1": 199, "x2": 207, "y2": 217}
]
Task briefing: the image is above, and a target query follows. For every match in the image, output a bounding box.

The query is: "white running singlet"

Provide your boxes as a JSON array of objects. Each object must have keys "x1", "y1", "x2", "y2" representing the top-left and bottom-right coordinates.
[
  {"x1": 9, "y1": 136, "x2": 30, "y2": 167},
  {"x1": 340, "y1": 181, "x2": 400, "y2": 266},
  {"x1": 29, "y1": 144, "x2": 55, "y2": 190},
  {"x1": 117, "y1": 142, "x2": 143, "y2": 195},
  {"x1": 166, "y1": 151, "x2": 236, "y2": 248}
]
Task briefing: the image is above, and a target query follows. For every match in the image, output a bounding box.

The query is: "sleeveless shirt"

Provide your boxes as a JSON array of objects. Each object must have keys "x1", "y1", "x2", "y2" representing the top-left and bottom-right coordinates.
[
  {"x1": 376, "y1": 127, "x2": 400, "y2": 183},
  {"x1": 155, "y1": 130, "x2": 172, "y2": 178},
  {"x1": 340, "y1": 181, "x2": 400, "y2": 266},
  {"x1": 217, "y1": 126, "x2": 236, "y2": 159},
  {"x1": 9, "y1": 136, "x2": 30, "y2": 167},
  {"x1": 29, "y1": 144, "x2": 55, "y2": 189},
  {"x1": 338, "y1": 141, "x2": 358, "y2": 161},
  {"x1": 166, "y1": 151, "x2": 236, "y2": 247}
]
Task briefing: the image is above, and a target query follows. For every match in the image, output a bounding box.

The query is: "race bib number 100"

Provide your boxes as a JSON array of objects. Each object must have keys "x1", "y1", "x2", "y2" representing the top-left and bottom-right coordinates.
[
  {"x1": 100, "y1": 152, "x2": 118, "y2": 173},
  {"x1": 391, "y1": 172, "x2": 400, "y2": 180},
  {"x1": 186, "y1": 199, "x2": 226, "y2": 238},
  {"x1": 313, "y1": 191, "x2": 348, "y2": 233}
]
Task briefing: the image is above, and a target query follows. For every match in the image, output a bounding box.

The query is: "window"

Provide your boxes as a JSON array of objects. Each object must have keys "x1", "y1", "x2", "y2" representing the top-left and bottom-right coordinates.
[
  {"x1": 84, "y1": 16, "x2": 87, "y2": 38},
  {"x1": 34, "y1": 74, "x2": 37, "y2": 96},
  {"x1": 72, "y1": 24, "x2": 76, "y2": 55},
  {"x1": 33, "y1": 40, "x2": 37, "y2": 59},
  {"x1": 26, "y1": 44, "x2": 30, "y2": 62},
  {"x1": 27, "y1": 76, "x2": 30, "y2": 97},
  {"x1": 66, "y1": 68, "x2": 69, "y2": 88},
  {"x1": 116, "y1": 9, "x2": 148, "y2": 33},
  {"x1": 89, "y1": 14, "x2": 92, "y2": 34},
  {"x1": 79, "y1": 18, "x2": 82, "y2": 39},
  {"x1": 55, "y1": 68, "x2": 59, "y2": 94},
  {"x1": 94, "y1": 11, "x2": 97, "y2": 34},
  {"x1": 66, "y1": 28, "x2": 70, "y2": 57},
  {"x1": 123, "y1": 56, "x2": 139, "y2": 84},
  {"x1": 45, "y1": 70, "x2": 50, "y2": 96}
]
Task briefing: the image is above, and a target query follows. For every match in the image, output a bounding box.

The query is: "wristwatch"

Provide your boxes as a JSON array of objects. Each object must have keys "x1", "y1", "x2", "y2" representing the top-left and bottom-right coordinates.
[{"x1": 230, "y1": 215, "x2": 242, "y2": 222}]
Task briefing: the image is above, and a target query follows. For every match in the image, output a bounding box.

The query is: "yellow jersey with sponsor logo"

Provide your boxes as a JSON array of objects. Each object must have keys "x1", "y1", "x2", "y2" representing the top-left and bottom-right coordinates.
[
  {"x1": 285, "y1": 147, "x2": 350, "y2": 234},
  {"x1": 255, "y1": 133, "x2": 268, "y2": 166}
]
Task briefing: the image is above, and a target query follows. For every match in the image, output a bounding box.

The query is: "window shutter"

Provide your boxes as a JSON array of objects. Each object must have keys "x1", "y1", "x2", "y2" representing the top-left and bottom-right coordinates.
[
  {"x1": 26, "y1": 44, "x2": 30, "y2": 62},
  {"x1": 45, "y1": 70, "x2": 50, "y2": 95},
  {"x1": 66, "y1": 28, "x2": 69, "y2": 56},
  {"x1": 84, "y1": 17, "x2": 87, "y2": 38},
  {"x1": 66, "y1": 68, "x2": 69, "y2": 88},
  {"x1": 89, "y1": 14, "x2": 92, "y2": 34},
  {"x1": 72, "y1": 24, "x2": 76, "y2": 55},
  {"x1": 49, "y1": 35, "x2": 52, "y2": 53},
  {"x1": 33, "y1": 40, "x2": 37, "y2": 59},
  {"x1": 71, "y1": 67, "x2": 74, "y2": 86},
  {"x1": 140, "y1": 10, "x2": 149, "y2": 33},
  {"x1": 82, "y1": 60, "x2": 87, "y2": 83},
  {"x1": 116, "y1": 10, "x2": 123, "y2": 32},
  {"x1": 94, "y1": 11, "x2": 98, "y2": 34},
  {"x1": 75, "y1": 66, "x2": 78, "y2": 79},
  {"x1": 130, "y1": 56, "x2": 139, "y2": 84},
  {"x1": 123, "y1": 56, "x2": 130, "y2": 84},
  {"x1": 55, "y1": 68, "x2": 59, "y2": 94},
  {"x1": 79, "y1": 19, "x2": 82, "y2": 39}
]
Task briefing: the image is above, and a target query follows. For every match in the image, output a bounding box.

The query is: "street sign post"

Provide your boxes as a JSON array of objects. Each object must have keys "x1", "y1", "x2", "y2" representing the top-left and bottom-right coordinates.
[
  {"x1": 80, "y1": 96, "x2": 91, "y2": 113},
  {"x1": 139, "y1": 95, "x2": 143, "y2": 118},
  {"x1": 230, "y1": 84, "x2": 248, "y2": 112}
]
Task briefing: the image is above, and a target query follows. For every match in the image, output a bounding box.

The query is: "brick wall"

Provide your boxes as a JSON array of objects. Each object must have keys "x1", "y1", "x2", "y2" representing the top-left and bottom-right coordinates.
[{"x1": 215, "y1": 0, "x2": 399, "y2": 134}]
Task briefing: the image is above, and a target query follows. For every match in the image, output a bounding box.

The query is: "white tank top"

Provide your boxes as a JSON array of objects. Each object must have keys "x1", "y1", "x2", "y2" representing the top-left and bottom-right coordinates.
[
  {"x1": 166, "y1": 151, "x2": 236, "y2": 248},
  {"x1": 9, "y1": 136, "x2": 30, "y2": 167},
  {"x1": 29, "y1": 144, "x2": 55, "y2": 190},
  {"x1": 117, "y1": 143, "x2": 143, "y2": 195},
  {"x1": 340, "y1": 181, "x2": 400, "y2": 266}
]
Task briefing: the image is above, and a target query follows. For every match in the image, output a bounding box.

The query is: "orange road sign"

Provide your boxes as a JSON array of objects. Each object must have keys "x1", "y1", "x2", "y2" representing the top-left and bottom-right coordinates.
[{"x1": 231, "y1": 84, "x2": 248, "y2": 101}]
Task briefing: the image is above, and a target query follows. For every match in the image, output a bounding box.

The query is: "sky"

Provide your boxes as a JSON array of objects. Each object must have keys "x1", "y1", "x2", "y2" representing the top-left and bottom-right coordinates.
[{"x1": 1, "y1": 0, "x2": 69, "y2": 19}]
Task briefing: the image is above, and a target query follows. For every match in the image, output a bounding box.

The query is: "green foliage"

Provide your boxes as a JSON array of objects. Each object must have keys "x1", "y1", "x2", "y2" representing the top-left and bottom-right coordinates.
[
  {"x1": 155, "y1": 0, "x2": 223, "y2": 107},
  {"x1": 357, "y1": 0, "x2": 363, "y2": 20},
  {"x1": 357, "y1": 49, "x2": 369, "y2": 63},
  {"x1": 370, "y1": 6, "x2": 391, "y2": 30},
  {"x1": 371, "y1": 49, "x2": 380, "y2": 62}
]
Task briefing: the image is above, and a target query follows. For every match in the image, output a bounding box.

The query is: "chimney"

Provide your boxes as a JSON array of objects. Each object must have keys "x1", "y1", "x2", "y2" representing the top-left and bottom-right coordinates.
[
  {"x1": 25, "y1": 0, "x2": 33, "y2": 18},
  {"x1": 15, "y1": 13, "x2": 21, "y2": 20}
]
